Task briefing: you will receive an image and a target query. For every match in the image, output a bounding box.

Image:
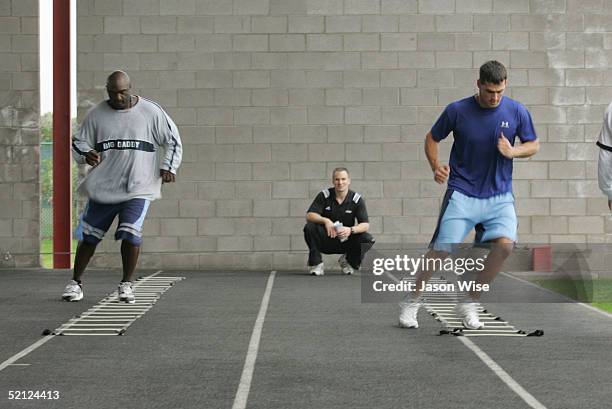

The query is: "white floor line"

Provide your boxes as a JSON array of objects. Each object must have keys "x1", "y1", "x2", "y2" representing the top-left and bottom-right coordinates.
[
  {"x1": 501, "y1": 271, "x2": 612, "y2": 320},
  {"x1": 458, "y1": 337, "x2": 548, "y2": 409},
  {"x1": 0, "y1": 270, "x2": 163, "y2": 372},
  {"x1": 389, "y1": 270, "x2": 547, "y2": 407},
  {"x1": 232, "y1": 271, "x2": 276, "y2": 409}
]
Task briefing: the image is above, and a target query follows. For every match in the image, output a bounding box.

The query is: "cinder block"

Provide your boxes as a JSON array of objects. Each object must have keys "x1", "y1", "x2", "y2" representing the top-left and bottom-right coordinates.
[
  {"x1": 382, "y1": 0, "x2": 418, "y2": 14},
  {"x1": 344, "y1": 34, "x2": 380, "y2": 51},
  {"x1": 474, "y1": 14, "x2": 509, "y2": 31},
  {"x1": 252, "y1": 53, "x2": 288, "y2": 70},
  {"x1": 551, "y1": 199, "x2": 587, "y2": 216},
  {"x1": 271, "y1": 143, "x2": 308, "y2": 161},
  {"x1": 270, "y1": 34, "x2": 305, "y2": 51},
  {"x1": 289, "y1": 89, "x2": 324, "y2": 106},
  {"x1": 513, "y1": 162, "x2": 548, "y2": 179},
  {"x1": 234, "y1": 218, "x2": 272, "y2": 235},
  {"x1": 381, "y1": 34, "x2": 417, "y2": 51},
  {"x1": 161, "y1": 0, "x2": 196, "y2": 15},
  {"x1": 233, "y1": 0, "x2": 269, "y2": 15},
  {"x1": 345, "y1": 0, "x2": 379, "y2": 14},
  {"x1": 308, "y1": 107, "x2": 344, "y2": 124},
  {"x1": 492, "y1": 32, "x2": 529, "y2": 50},
  {"x1": 306, "y1": 71, "x2": 342, "y2": 87},
  {"x1": 382, "y1": 107, "x2": 417, "y2": 125},
  {"x1": 364, "y1": 162, "x2": 401, "y2": 180},
  {"x1": 531, "y1": 0, "x2": 566, "y2": 13},
  {"x1": 270, "y1": 0, "x2": 307, "y2": 14},
  {"x1": 254, "y1": 125, "x2": 290, "y2": 143},
  {"x1": 121, "y1": 35, "x2": 157, "y2": 53},
  {"x1": 345, "y1": 107, "x2": 380, "y2": 125},
  {"x1": 198, "y1": 218, "x2": 235, "y2": 235},
  {"x1": 383, "y1": 216, "x2": 420, "y2": 234},
  {"x1": 418, "y1": 0, "x2": 454, "y2": 13},
  {"x1": 254, "y1": 236, "x2": 291, "y2": 251},
  {"x1": 217, "y1": 236, "x2": 253, "y2": 251},
  {"x1": 304, "y1": 34, "x2": 340, "y2": 52},
  {"x1": 569, "y1": 216, "x2": 604, "y2": 234},
  {"x1": 195, "y1": 0, "x2": 233, "y2": 15},
  {"x1": 308, "y1": 143, "x2": 345, "y2": 161},
  {"x1": 159, "y1": 35, "x2": 196, "y2": 52},
  {"x1": 292, "y1": 125, "x2": 327, "y2": 143},
  {"x1": 549, "y1": 161, "x2": 585, "y2": 180},
  {"x1": 346, "y1": 144, "x2": 382, "y2": 161},
  {"x1": 11, "y1": 0, "x2": 36, "y2": 16},
  {"x1": 382, "y1": 143, "x2": 419, "y2": 161},
  {"x1": 325, "y1": 13, "x2": 361, "y2": 33},
  {"x1": 532, "y1": 216, "x2": 568, "y2": 234},
  {"x1": 141, "y1": 237, "x2": 179, "y2": 253},
  {"x1": 104, "y1": 17, "x2": 140, "y2": 34},
  {"x1": 361, "y1": 52, "x2": 398, "y2": 70},
  {"x1": 362, "y1": 88, "x2": 399, "y2": 106},
  {"x1": 176, "y1": 17, "x2": 214, "y2": 34},
  {"x1": 140, "y1": 53, "x2": 179, "y2": 70},
  {"x1": 567, "y1": 106, "x2": 606, "y2": 124},
  {"x1": 140, "y1": 17, "x2": 177, "y2": 34},
  {"x1": 399, "y1": 15, "x2": 435, "y2": 32},
  {"x1": 123, "y1": 0, "x2": 159, "y2": 15},
  {"x1": 213, "y1": 16, "x2": 251, "y2": 33},
  {"x1": 215, "y1": 126, "x2": 252, "y2": 144},
  {"x1": 435, "y1": 52, "x2": 473, "y2": 69},
  {"x1": 456, "y1": 0, "x2": 492, "y2": 13},
  {"x1": 436, "y1": 15, "x2": 473, "y2": 32},
  {"x1": 364, "y1": 126, "x2": 400, "y2": 143},
  {"x1": 178, "y1": 89, "x2": 215, "y2": 108},
  {"x1": 528, "y1": 69, "x2": 565, "y2": 87},
  {"x1": 493, "y1": 0, "x2": 527, "y2": 12},
  {"x1": 161, "y1": 218, "x2": 198, "y2": 236},
  {"x1": 214, "y1": 53, "x2": 251, "y2": 70},
  {"x1": 235, "y1": 144, "x2": 271, "y2": 162},
  {"x1": 530, "y1": 32, "x2": 566, "y2": 50},
  {"x1": 528, "y1": 106, "x2": 566, "y2": 124},
  {"x1": 178, "y1": 236, "x2": 216, "y2": 252},
  {"x1": 215, "y1": 199, "x2": 252, "y2": 216},
  {"x1": 197, "y1": 108, "x2": 233, "y2": 125},
  {"x1": 233, "y1": 35, "x2": 268, "y2": 52},
  {"x1": 253, "y1": 163, "x2": 290, "y2": 180},
  {"x1": 253, "y1": 199, "x2": 290, "y2": 217},
  {"x1": 270, "y1": 107, "x2": 307, "y2": 124},
  {"x1": 328, "y1": 125, "x2": 363, "y2": 143},
  {"x1": 568, "y1": 181, "x2": 601, "y2": 198},
  {"x1": 363, "y1": 16, "x2": 398, "y2": 33},
  {"x1": 566, "y1": 143, "x2": 598, "y2": 161},
  {"x1": 368, "y1": 199, "x2": 402, "y2": 216},
  {"x1": 307, "y1": 0, "x2": 343, "y2": 15},
  {"x1": 198, "y1": 181, "x2": 235, "y2": 199},
  {"x1": 289, "y1": 16, "x2": 323, "y2": 33},
  {"x1": 273, "y1": 181, "x2": 309, "y2": 198},
  {"x1": 235, "y1": 181, "x2": 272, "y2": 199},
  {"x1": 381, "y1": 70, "x2": 416, "y2": 87},
  {"x1": 215, "y1": 163, "x2": 252, "y2": 181},
  {"x1": 194, "y1": 34, "x2": 232, "y2": 51},
  {"x1": 515, "y1": 198, "x2": 550, "y2": 216},
  {"x1": 235, "y1": 108, "x2": 270, "y2": 125},
  {"x1": 252, "y1": 16, "x2": 287, "y2": 33}
]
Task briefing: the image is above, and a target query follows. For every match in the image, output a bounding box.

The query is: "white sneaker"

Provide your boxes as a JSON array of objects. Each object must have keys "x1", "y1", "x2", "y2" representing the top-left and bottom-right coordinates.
[
  {"x1": 455, "y1": 301, "x2": 483, "y2": 330},
  {"x1": 62, "y1": 280, "x2": 83, "y2": 302},
  {"x1": 118, "y1": 281, "x2": 135, "y2": 304},
  {"x1": 338, "y1": 254, "x2": 355, "y2": 275},
  {"x1": 399, "y1": 299, "x2": 421, "y2": 328},
  {"x1": 308, "y1": 262, "x2": 324, "y2": 276}
]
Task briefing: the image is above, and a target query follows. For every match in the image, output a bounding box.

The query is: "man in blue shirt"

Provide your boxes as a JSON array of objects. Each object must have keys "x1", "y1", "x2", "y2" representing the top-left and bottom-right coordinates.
[{"x1": 399, "y1": 61, "x2": 539, "y2": 329}]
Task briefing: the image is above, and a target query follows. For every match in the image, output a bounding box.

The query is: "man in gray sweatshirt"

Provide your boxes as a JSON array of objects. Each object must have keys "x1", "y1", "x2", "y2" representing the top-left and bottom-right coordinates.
[{"x1": 62, "y1": 71, "x2": 182, "y2": 303}]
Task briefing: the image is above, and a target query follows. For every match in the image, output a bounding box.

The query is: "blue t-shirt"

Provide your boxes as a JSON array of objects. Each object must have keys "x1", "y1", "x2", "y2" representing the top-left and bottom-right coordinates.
[{"x1": 431, "y1": 96, "x2": 537, "y2": 198}]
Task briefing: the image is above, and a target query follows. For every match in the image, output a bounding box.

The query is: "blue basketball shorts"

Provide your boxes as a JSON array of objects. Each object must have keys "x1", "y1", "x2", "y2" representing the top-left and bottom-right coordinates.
[
  {"x1": 430, "y1": 189, "x2": 517, "y2": 253},
  {"x1": 75, "y1": 198, "x2": 150, "y2": 246}
]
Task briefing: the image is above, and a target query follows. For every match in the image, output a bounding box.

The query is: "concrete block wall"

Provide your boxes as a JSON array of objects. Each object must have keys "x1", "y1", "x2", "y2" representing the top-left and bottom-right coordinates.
[
  {"x1": 74, "y1": 0, "x2": 612, "y2": 270},
  {"x1": 0, "y1": 0, "x2": 39, "y2": 268}
]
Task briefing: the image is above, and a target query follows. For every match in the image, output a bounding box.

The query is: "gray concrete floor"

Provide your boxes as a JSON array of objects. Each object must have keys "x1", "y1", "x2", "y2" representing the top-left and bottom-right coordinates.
[{"x1": 1, "y1": 269, "x2": 611, "y2": 409}]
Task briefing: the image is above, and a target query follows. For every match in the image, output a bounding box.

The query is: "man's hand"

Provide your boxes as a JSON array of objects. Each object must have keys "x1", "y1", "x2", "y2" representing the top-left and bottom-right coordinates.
[
  {"x1": 337, "y1": 226, "x2": 351, "y2": 239},
  {"x1": 85, "y1": 150, "x2": 101, "y2": 167},
  {"x1": 433, "y1": 164, "x2": 450, "y2": 184},
  {"x1": 497, "y1": 132, "x2": 515, "y2": 159},
  {"x1": 324, "y1": 219, "x2": 337, "y2": 238},
  {"x1": 160, "y1": 169, "x2": 176, "y2": 183}
]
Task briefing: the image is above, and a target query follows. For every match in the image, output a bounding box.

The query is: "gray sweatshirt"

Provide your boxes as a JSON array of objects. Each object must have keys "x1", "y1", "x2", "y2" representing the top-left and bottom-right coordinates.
[
  {"x1": 597, "y1": 101, "x2": 612, "y2": 200},
  {"x1": 72, "y1": 97, "x2": 182, "y2": 204}
]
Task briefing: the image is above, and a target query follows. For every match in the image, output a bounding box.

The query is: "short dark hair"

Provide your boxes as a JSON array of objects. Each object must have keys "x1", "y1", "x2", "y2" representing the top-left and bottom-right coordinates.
[
  {"x1": 332, "y1": 167, "x2": 349, "y2": 178},
  {"x1": 479, "y1": 60, "x2": 507, "y2": 84}
]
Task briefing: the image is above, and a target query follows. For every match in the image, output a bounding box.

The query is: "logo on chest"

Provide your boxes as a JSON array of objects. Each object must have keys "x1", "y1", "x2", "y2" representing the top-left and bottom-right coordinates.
[{"x1": 500, "y1": 121, "x2": 510, "y2": 129}]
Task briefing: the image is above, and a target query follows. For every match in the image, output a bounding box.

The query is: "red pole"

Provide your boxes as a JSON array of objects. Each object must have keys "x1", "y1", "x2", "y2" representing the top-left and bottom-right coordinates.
[{"x1": 53, "y1": 0, "x2": 71, "y2": 268}]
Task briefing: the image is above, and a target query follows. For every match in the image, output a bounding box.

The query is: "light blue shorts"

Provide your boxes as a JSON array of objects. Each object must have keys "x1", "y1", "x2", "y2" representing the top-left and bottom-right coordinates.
[{"x1": 430, "y1": 190, "x2": 517, "y2": 253}]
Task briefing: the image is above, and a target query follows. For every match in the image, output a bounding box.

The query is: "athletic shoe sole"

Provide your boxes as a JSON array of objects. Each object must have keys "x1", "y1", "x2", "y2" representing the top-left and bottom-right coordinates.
[{"x1": 62, "y1": 293, "x2": 83, "y2": 302}]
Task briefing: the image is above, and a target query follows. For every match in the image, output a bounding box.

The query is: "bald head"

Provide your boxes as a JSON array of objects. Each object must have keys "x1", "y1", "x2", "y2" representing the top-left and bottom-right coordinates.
[
  {"x1": 106, "y1": 70, "x2": 134, "y2": 110},
  {"x1": 106, "y1": 70, "x2": 131, "y2": 88}
]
